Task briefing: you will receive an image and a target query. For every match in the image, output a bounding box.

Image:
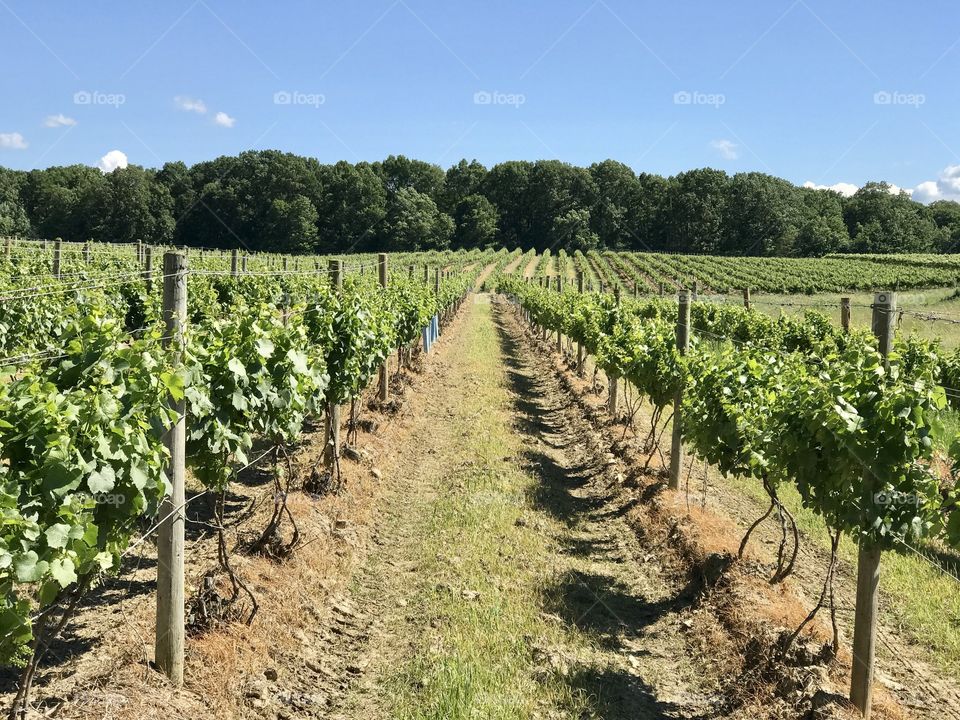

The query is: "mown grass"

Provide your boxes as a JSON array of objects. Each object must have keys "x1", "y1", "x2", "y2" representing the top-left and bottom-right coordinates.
[{"x1": 384, "y1": 298, "x2": 592, "y2": 719}]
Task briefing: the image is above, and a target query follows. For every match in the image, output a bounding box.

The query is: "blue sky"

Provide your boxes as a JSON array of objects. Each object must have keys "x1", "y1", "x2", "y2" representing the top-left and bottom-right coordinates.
[{"x1": 2, "y1": 0, "x2": 960, "y2": 201}]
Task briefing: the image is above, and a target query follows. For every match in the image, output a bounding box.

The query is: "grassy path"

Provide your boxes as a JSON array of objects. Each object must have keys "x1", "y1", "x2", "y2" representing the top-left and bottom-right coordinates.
[{"x1": 334, "y1": 295, "x2": 715, "y2": 719}]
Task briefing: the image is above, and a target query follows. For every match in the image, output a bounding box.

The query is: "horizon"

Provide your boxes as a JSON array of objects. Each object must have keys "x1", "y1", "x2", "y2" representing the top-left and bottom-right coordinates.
[{"x1": 2, "y1": 1, "x2": 960, "y2": 203}]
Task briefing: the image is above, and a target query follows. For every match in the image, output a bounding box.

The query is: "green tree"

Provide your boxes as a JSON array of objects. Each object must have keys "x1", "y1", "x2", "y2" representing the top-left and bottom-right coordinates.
[
  {"x1": 384, "y1": 187, "x2": 453, "y2": 251},
  {"x1": 453, "y1": 194, "x2": 498, "y2": 248},
  {"x1": 0, "y1": 168, "x2": 30, "y2": 236},
  {"x1": 443, "y1": 159, "x2": 488, "y2": 214},
  {"x1": 843, "y1": 182, "x2": 937, "y2": 253},
  {"x1": 317, "y1": 161, "x2": 387, "y2": 253},
  {"x1": 589, "y1": 160, "x2": 643, "y2": 249},
  {"x1": 552, "y1": 208, "x2": 598, "y2": 251},
  {"x1": 266, "y1": 195, "x2": 318, "y2": 253}
]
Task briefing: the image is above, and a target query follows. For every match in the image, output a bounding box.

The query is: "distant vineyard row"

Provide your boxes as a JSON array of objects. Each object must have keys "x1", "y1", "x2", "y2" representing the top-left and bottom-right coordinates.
[{"x1": 499, "y1": 248, "x2": 960, "y2": 295}]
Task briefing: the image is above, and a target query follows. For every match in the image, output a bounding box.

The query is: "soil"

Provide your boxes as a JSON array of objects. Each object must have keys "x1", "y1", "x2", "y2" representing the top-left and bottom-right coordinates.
[{"x1": 4, "y1": 292, "x2": 955, "y2": 719}]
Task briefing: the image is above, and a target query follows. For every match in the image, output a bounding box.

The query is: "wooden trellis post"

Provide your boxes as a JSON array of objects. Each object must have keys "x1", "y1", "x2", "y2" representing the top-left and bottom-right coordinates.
[
  {"x1": 669, "y1": 290, "x2": 691, "y2": 490},
  {"x1": 52, "y1": 239, "x2": 62, "y2": 279},
  {"x1": 155, "y1": 251, "x2": 187, "y2": 686},
  {"x1": 555, "y1": 275, "x2": 563, "y2": 353},
  {"x1": 378, "y1": 254, "x2": 390, "y2": 403},
  {"x1": 849, "y1": 291, "x2": 896, "y2": 719},
  {"x1": 144, "y1": 246, "x2": 154, "y2": 293},
  {"x1": 576, "y1": 271, "x2": 585, "y2": 373},
  {"x1": 324, "y1": 260, "x2": 343, "y2": 468}
]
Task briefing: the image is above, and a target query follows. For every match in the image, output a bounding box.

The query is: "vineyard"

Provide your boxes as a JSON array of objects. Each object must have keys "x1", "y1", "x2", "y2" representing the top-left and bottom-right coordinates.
[
  {"x1": 1, "y1": 240, "x2": 960, "y2": 719},
  {"x1": 493, "y1": 246, "x2": 960, "y2": 295}
]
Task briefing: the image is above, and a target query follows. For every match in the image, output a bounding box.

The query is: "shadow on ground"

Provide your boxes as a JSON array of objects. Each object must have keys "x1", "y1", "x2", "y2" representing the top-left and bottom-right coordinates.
[{"x1": 491, "y1": 300, "x2": 715, "y2": 720}]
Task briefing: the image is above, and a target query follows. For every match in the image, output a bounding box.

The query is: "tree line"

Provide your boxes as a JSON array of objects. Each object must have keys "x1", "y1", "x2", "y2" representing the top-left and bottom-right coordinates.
[{"x1": 1, "y1": 151, "x2": 958, "y2": 256}]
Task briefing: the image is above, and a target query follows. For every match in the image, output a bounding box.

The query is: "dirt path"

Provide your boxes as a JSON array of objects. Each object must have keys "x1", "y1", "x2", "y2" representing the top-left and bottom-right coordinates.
[
  {"x1": 502, "y1": 253, "x2": 524, "y2": 276},
  {"x1": 471, "y1": 260, "x2": 497, "y2": 291},
  {"x1": 522, "y1": 253, "x2": 540, "y2": 278},
  {"x1": 309, "y1": 295, "x2": 720, "y2": 719}
]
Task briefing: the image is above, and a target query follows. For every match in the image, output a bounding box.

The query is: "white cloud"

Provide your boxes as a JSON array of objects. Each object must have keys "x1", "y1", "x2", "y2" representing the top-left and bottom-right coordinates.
[
  {"x1": 43, "y1": 114, "x2": 77, "y2": 128},
  {"x1": 174, "y1": 96, "x2": 207, "y2": 114},
  {"x1": 910, "y1": 165, "x2": 960, "y2": 204},
  {"x1": 802, "y1": 181, "x2": 859, "y2": 197},
  {"x1": 214, "y1": 111, "x2": 236, "y2": 128},
  {"x1": 913, "y1": 180, "x2": 941, "y2": 204},
  {"x1": 802, "y1": 181, "x2": 912, "y2": 198},
  {"x1": 0, "y1": 132, "x2": 28, "y2": 150},
  {"x1": 97, "y1": 150, "x2": 128, "y2": 173},
  {"x1": 709, "y1": 139, "x2": 738, "y2": 160}
]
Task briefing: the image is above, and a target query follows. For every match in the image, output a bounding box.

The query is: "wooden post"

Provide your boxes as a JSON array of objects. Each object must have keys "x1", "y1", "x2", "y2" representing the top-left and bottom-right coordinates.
[
  {"x1": 634, "y1": 282, "x2": 640, "y2": 299},
  {"x1": 144, "y1": 246, "x2": 154, "y2": 293},
  {"x1": 231, "y1": 249, "x2": 239, "y2": 277},
  {"x1": 137, "y1": 240, "x2": 144, "y2": 264},
  {"x1": 743, "y1": 287, "x2": 751, "y2": 310},
  {"x1": 241, "y1": 255, "x2": 248, "y2": 273},
  {"x1": 409, "y1": 264, "x2": 414, "y2": 278},
  {"x1": 659, "y1": 282, "x2": 665, "y2": 298},
  {"x1": 83, "y1": 241, "x2": 91, "y2": 264},
  {"x1": 841, "y1": 297, "x2": 851, "y2": 333},
  {"x1": 850, "y1": 291, "x2": 896, "y2": 719},
  {"x1": 669, "y1": 290, "x2": 691, "y2": 490},
  {"x1": 155, "y1": 251, "x2": 187, "y2": 687},
  {"x1": 691, "y1": 281, "x2": 699, "y2": 302},
  {"x1": 283, "y1": 257, "x2": 289, "y2": 272},
  {"x1": 378, "y1": 253, "x2": 390, "y2": 403},
  {"x1": 424, "y1": 264, "x2": 429, "y2": 283},
  {"x1": 52, "y1": 239, "x2": 62, "y2": 279},
  {"x1": 4, "y1": 237, "x2": 10, "y2": 262},
  {"x1": 324, "y1": 260, "x2": 343, "y2": 469},
  {"x1": 607, "y1": 283, "x2": 623, "y2": 416},
  {"x1": 555, "y1": 275, "x2": 563, "y2": 353},
  {"x1": 576, "y1": 272, "x2": 585, "y2": 373}
]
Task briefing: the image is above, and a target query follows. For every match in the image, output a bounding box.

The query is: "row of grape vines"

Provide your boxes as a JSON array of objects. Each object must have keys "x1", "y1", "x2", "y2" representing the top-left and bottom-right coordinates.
[
  {"x1": 499, "y1": 273, "x2": 959, "y2": 717},
  {"x1": 0, "y1": 241, "x2": 499, "y2": 716},
  {"x1": 500, "y1": 248, "x2": 960, "y2": 294}
]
